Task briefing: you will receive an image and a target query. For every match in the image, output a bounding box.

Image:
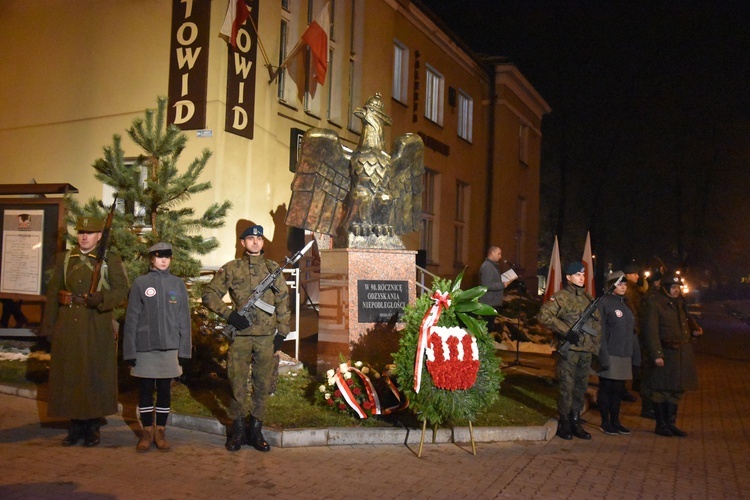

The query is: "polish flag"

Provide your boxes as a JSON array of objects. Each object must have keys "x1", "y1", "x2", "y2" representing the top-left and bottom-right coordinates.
[
  {"x1": 582, "y1": 231, "x2": 595, "y2": 296},
  {"x1": 543, "y1": 236, "x2": 562, "y2": 303},
  {"x1": 301, "y1": 3, "x2": 330, "y2": 85},
  {"x1": 220, "y1": 0, "x2": 250, "y2": 49}
]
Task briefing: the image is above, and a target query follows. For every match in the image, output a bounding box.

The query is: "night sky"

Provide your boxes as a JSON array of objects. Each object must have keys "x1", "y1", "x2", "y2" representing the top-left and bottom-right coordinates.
[{"x1": 420, "y1": 1, "x2": 750, "y2": 282}]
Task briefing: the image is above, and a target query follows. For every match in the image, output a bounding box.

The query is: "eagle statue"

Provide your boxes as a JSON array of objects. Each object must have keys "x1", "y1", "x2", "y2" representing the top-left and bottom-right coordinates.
[{"x1": 285, "y1": 93, "x2": 425, "y2": 249}]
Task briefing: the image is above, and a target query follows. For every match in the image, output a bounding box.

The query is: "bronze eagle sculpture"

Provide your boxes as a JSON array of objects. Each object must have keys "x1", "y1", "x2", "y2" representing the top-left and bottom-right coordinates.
[{"x1": 285, "y1": 93, "x2": 425, "y2": 249}]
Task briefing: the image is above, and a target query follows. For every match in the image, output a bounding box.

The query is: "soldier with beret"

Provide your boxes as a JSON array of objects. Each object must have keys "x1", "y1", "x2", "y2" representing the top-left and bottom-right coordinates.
[
  {"x1": 538, "y1": 261, "x2": 602, "y2": 440},
  {"x1": 123, "y1": 242, "x2": 191, "y2": 452},
  {"x1": 41, "y1": 216, "x2": 129, "y2": 447},
  {"x1": 202, "y1": 225, "x2": 290, "y2": 452},
  {"x1": 641, "y1": 271, "x2": 703, "y2": 437}
]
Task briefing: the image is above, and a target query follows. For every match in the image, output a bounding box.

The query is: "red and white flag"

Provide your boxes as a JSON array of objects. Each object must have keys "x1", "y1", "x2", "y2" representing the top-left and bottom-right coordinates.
[
  {"x1": 220, "y1": 0, "x2": 250, "y2": 49},
  {"x1": 582, "y1": 231, "x2": 594, "y2": 296},
  {"x1": 543, "y1": 236, "x2": 562, "y2": 303},
  {"x1": 301, "y1": 3, "x2": 330, "y2": 85},
  {"x1": 276, "y1": 3, "x2": 330, "y2": 86}
]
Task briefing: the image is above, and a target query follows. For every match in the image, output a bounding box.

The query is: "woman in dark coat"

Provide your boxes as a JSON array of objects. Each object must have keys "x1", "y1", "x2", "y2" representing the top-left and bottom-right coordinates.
[
  {"x1": 597, "y1": 271, "x2": 641, "y2": 435},
  {"x1": 641, "y1": 271, "x2": 703, "y2": 437}
]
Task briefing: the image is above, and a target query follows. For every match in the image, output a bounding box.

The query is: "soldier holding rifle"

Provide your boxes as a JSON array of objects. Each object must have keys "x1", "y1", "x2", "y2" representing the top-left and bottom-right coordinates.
[
  {"x1": 202, "y1": 225, "x2": 291, "y2": 452},
  {"x1": 538, "y1": 262, "x2": 604, "y2": 440},
  {"x1": 42, "y1": 215, "x2": 129, "y2": 447}
]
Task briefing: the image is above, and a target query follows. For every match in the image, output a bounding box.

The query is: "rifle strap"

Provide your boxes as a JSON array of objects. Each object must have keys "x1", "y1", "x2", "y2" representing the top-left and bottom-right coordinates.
[{"x1": 64, "y1": 250, "x2": 110, "y2": 292}]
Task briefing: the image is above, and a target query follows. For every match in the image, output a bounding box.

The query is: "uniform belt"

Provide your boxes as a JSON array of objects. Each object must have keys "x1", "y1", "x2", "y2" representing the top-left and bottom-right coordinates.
[
  {"x1": 71, "y1": 295, "x2": 87, "y2": 305},
  {"x1": 661, "y1": 340, "x2": 681, "y2": 349}
]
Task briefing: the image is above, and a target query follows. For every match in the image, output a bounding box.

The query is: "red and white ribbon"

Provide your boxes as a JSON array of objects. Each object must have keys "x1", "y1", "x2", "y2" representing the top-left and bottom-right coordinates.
[
  {"x1": 334, "y1": 362, "x2": 381, "y2": 419},
  {"x1": 414, "y1": 290, "x2": 451, "y2": 393}
]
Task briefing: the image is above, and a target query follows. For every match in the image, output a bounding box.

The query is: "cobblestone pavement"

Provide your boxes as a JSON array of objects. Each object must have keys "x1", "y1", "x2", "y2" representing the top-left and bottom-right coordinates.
[{"x1": 1, "y1": 302, "x2": 749, "y2": 499}]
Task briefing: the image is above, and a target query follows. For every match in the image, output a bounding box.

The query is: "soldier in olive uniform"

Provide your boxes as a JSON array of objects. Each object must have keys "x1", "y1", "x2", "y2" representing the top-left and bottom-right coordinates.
[
  {"x1": 202, "y1": 225, "x2": 290, "y2": 452},
  {"x1": 42, "y1": 216, "x2": 129, "y2": 447},
  {"x1": 538, "y1": 262, "x2": 602, "y2": 440},
  {"x1": 641, "y1": 271, "x2": 703, "y2": 437}
]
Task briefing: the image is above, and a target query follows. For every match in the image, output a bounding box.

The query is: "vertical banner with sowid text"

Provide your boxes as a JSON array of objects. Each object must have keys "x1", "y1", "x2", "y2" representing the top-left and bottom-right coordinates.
[
  {"x1": 225, "y1": 0, "x2": 258, "y2": 140},
  {"x1": 167, "y1": 0, "x2": 211, "y2": 129}
]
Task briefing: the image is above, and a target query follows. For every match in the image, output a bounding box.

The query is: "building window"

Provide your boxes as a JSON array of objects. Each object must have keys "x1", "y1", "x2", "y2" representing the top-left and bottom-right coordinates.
[
  {"x1": 519, "y1": 123, "x2": 530, "y2": 167},
  {"x1": 347, "y1": 0, "x2": 363, "y2": 133},
  {"x1": 329, "y1": 0, "x2": 336, "y2": 41},
  {"x1": 457, "y1": 90, "x2": 473, "y2": 142},
  {"x1": 393, "y1": 40, "x2": 409, "y2": 104},
  {"x1": 421, "y1": 168, "x2": 440, "y2": 264},
  {"x1": 277, "y1": 19, "x2": 289, "y2": 101},
  {"x1": 425, "y1": 64, "x2": 444, "y2": 125},
  {"x1": 453, "y1": 181, "x2": 470, "y2": 267},
  {"x1": 277, "y1": 0, "x2": 299, "y2": 105},
  {"x1": 327, "y1": 0, "x2": 344, "y2": 124}
]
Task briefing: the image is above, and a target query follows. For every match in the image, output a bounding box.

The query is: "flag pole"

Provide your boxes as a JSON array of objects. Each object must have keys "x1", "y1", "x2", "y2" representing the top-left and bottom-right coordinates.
[
  {"x1": 269, "y1": 39, "x2": 305, "y2": 83},
  {"x1": 244, "y1": 10, "x2": 277, "y2": 82}
]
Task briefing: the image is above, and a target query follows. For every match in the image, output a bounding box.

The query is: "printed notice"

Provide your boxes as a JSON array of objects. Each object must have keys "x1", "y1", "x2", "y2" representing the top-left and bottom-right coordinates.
[
  {"x1": 357, "y1": 280, "x2": 409, "y2": 323},
  {"x1": 1, "y1": 209, "x2": 44, "y2": 295}
]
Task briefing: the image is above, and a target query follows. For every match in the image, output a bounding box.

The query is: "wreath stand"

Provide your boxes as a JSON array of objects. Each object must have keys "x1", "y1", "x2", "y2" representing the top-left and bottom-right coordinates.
[{"x1": 417, "y1": 420, "x2": 477, "y2": 458}]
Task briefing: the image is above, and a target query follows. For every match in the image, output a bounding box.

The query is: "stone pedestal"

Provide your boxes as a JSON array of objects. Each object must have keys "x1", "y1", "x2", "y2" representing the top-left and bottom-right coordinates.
[{"x1": 318, "y1": 248, "x2": 416, "y2": 361}]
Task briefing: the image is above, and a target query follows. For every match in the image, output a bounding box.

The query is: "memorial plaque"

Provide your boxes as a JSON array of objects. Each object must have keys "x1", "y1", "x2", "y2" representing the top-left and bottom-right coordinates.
[{"x1": 357, "y1": 279, "x2": 408, "y2": 323}]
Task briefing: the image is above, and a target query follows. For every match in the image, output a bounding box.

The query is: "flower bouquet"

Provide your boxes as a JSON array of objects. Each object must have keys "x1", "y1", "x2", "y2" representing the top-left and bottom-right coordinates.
[
  {"x1": 319, "y1": 360, "x2": 382, "y2": 418},
  {"x1": 391, "y1": 271, "x2": 503, "y2": 425}
]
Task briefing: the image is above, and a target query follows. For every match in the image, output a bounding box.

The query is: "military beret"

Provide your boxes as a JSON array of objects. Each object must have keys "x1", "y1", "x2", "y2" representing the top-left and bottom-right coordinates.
[
  {"x1": 240, "y1": 225, "x2": 264, "y2": 239},
  {"x1": 75, "y1": 216, "x2": 104, "y2": 232},
  {"x1": 622, "y1": 263, "x2": 640, "y2": 275},
  {"x1": 565, "y1": 261, "x2": 585, "y2": 275},
  {"x1": 148, "y1": 242, "x2": 173, "y2": 257},
  {"x1": 606, "y1": 270, "x2": 625, "y2": 284}
]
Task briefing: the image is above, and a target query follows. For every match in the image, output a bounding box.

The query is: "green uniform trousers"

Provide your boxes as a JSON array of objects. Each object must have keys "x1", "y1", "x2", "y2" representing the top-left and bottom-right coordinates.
[
  {"x1": 556, "y1": 350, "x2": 592, "y2": 415},
  {"x1": 227, "y1": 334, "x2": 274, "y2": 420}
]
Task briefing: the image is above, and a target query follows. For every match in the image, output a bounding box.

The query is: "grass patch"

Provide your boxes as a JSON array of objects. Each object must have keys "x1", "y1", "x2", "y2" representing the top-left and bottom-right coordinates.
[{"x1": 0, "y1": 346, "x2": 558, "y2": 429}]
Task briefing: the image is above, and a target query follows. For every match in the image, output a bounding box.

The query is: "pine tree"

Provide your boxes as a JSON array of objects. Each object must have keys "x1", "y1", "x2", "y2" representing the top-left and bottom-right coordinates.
[{"x1": 67, "y1": 97, "x2": 232, "y2": 279}]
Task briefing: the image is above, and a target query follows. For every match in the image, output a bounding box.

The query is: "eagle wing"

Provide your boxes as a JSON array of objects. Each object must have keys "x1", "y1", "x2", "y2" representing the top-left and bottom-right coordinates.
[
  {"x1": 389, "y1": 133, "x2": 425, "y2": 235},
  {"x1": 286, "y1": 128, "x2": 351, "y2": 236}
]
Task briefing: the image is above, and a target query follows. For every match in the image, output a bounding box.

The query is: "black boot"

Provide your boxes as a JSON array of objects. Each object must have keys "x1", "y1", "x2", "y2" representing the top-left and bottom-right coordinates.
[
  {"x1": 225, "y1": 419, "x2": 244, "y2": 452},
  {"x1": 598, "y1": 391, "x2": 617, "y2": 435},
  {"x1": 610, "y1": 397, "x2": 630, "y2": 435},
  {"x1": 83, "y1": 418, "x2": 101, "y2": 447},
  {"x1": 556, "y1": 413, "x2": 572, "y2": 440},
  {"x1": 666, "y1": 403, "x2": 687, "y2": 437},
  {"x1": 62, "y1": 419, "x2": 85, "y2": 447},
  {"x1": 570, "y1": 411, "x2": 592, "y2": 440},
  {"x1": 654, "y1": 402, "x2": 674, "y2": 437},
  {"x1": 640, "y1": 397, "x2": 656, "y2": 419},
  {"x1": 600, "y1": 407, "x2": 618, "y2": 435},
  {"x1": 246, "y1": 416, "x2": 270, "y2": 452}
]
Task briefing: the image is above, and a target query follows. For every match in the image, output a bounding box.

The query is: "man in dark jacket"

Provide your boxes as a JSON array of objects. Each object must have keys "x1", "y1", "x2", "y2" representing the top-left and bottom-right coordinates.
[
  {"x1": 641, "y1": 271, "x2": 703, "y2": 437},
  {"x1": 202, "y1": 225, "x2": 290, "y2": 452},
  {"x1": 478, "y1": 246, "x2": 516, "y2": 332},
  {"x1": 42, "y1": 216, "x2": 129, "y2": 447}
]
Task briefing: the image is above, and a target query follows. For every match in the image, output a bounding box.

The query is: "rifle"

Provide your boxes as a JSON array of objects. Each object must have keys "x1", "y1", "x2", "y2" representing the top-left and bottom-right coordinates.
[
  {"x1": 222, "y1": 239, "x2": 315, "y2": 342},
  {"x1": 558, "y1": 275, "x2": 623, "y2": 357},
  {"x1": 88, "y1": 196, "x2": 117, "y2": 296}
]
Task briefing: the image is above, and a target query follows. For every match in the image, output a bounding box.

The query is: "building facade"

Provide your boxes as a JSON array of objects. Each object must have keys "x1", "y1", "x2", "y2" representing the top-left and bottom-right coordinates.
[{"x1": 0, "y1": 0, "x2": 548, "y2": 288}]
